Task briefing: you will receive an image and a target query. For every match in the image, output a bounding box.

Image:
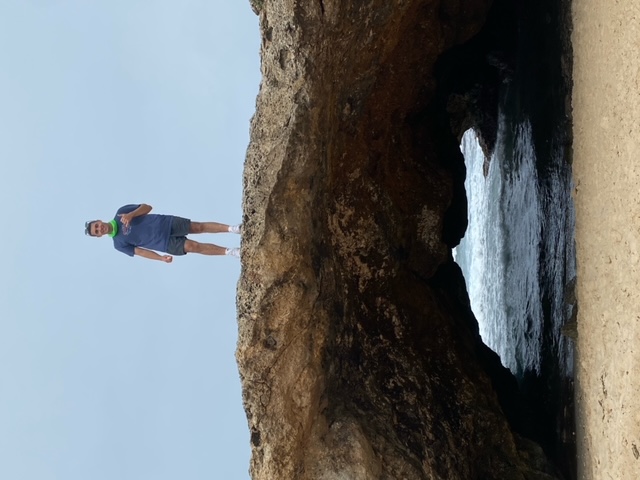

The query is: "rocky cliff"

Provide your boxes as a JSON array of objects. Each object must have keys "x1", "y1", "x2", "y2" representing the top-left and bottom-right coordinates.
[{"x1": 237, "y1": 0, "x2": 561, "y2": 478}]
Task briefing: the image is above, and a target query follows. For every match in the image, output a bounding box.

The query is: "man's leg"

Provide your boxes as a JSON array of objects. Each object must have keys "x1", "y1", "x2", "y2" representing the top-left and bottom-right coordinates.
[
  {"x1": 184, "y1": 239, "x2": 227, "y2": 255},
  {"x1": 189, "y1": 222, "x2": 234, "y2": 234}
]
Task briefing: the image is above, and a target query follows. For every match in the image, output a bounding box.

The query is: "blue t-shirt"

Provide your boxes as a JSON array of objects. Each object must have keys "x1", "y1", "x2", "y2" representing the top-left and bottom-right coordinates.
[{"x1": 112, "y1": 204, "x2": 174, "y2": 256}]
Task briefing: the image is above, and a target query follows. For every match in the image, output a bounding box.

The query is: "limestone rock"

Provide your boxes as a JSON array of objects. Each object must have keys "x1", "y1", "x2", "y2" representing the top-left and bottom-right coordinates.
[{"x1": 237, "y1": 0, "x2": 562, "y2": 478}]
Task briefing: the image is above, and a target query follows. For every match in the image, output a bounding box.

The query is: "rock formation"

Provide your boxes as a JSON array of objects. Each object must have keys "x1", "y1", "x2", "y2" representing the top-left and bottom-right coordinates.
[{"x1": 237, "y1": 0, "x2": 562, "y2": 478}]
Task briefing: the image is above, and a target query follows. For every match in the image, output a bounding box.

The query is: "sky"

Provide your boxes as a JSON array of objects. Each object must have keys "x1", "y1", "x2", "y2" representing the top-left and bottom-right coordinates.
[{"x1": 0, "y1": 1, "x2": 260, "y2": 479}]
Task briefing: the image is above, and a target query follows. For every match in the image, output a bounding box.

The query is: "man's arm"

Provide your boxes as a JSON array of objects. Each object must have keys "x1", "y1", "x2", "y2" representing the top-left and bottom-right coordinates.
[
  {"x1": 134, "y1": 247, "x2": 172, "y2": 263},
  {"x1": 131, "y1": 203, "x2": 152, "y2": 217},
  {"x1": 120, "y1": 204, "x2": 152, "y2": 227}
]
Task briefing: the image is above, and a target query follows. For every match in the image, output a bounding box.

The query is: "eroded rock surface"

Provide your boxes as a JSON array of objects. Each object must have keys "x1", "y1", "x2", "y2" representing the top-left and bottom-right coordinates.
[{"x1": 237, "y1": 1, "x2": 561, "y2": 478}]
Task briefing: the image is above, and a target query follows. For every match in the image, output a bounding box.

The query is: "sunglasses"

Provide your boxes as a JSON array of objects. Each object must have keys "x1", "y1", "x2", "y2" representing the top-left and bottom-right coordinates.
[{"x1": 85, "y1": 220, "x2": 98, "y2": 236}]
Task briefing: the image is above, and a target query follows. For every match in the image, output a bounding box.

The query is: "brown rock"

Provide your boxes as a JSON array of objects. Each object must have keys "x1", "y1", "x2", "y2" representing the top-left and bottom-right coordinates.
[{"x1": 237, "y1": 0, "x2": 562, "y2": 478}]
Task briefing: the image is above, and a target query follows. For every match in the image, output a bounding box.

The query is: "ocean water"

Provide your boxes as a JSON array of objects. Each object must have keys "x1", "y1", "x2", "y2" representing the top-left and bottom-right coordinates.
[
  {"x1": 452, "y1": 0, "x2": 576, "y2": 475},
  {"x1": 454, "y1": 119, "x2": 576, "y2": 380}
]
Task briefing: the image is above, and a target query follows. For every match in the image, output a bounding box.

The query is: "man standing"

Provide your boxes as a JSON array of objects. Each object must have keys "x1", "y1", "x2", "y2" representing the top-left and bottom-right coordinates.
[{"x1": 85, "y1": 203, "x2": 241, "y2": 262}]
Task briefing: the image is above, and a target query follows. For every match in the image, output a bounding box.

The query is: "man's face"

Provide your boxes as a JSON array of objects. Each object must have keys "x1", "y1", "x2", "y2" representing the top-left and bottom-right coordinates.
[{"x1": 90, "y1": 221, "x2": 108, "y2": 237}]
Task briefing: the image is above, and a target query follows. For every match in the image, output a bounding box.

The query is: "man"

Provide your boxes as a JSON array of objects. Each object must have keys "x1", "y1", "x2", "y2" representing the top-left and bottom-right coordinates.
[{"x1": 85, "y1": 203, "x2": 241, "y2": 262}]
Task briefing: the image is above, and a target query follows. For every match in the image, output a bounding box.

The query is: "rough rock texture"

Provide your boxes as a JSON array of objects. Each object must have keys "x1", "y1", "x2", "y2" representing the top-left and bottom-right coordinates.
[{"x1": 237, "y1": 1, "x2": 561, "y2": 479}]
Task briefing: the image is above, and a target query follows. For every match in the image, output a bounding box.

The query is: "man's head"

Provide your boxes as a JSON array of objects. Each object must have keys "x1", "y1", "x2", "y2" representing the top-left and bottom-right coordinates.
[{"x1": 85, "y1": 220, "x2": 109, "y2": 237}]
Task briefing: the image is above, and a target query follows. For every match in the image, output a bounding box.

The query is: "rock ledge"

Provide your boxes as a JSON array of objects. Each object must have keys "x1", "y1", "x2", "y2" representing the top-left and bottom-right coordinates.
[{"x1": 237, "y1": 1, "x2": 561, "y2": 479}]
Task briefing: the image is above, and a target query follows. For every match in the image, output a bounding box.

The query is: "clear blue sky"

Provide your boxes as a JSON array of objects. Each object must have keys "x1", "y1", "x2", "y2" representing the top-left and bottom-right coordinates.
[{"x1": 0, "y1": 2, "x2": 260, "y2": 479}]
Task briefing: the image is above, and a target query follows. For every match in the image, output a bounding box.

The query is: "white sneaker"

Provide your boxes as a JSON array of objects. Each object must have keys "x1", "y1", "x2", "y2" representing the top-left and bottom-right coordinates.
[
  {"x1": 225, "y1": 247, "x2": 240, "y2": 258},
  {"x1": 229, "y1": 224, "x2": 242, "y2": 234}
]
